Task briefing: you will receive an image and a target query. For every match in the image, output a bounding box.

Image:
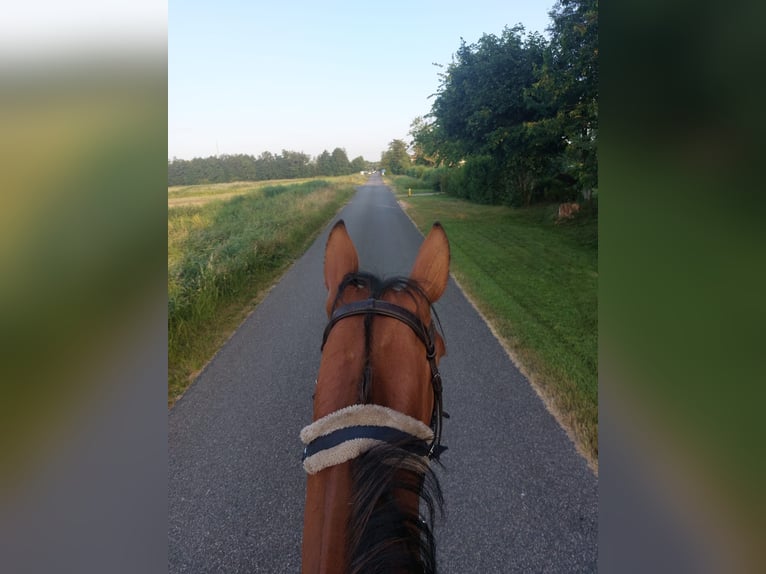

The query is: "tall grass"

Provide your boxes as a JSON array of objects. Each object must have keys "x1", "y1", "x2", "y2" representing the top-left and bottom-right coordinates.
[
  {"x1": 168, "y1": 176, "x2": 321, "y2": 199},
  {"x1": 398, "y1": 190, "x2": 598, "y2": 466},
  {"x1": 168, "y1": 179, "x2": 356, "y2": 403}
]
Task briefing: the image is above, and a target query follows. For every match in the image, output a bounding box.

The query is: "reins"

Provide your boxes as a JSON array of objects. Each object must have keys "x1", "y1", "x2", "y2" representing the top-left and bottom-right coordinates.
[{"x1": 306, "y1": 296, "x2": 445, "y2": 465}]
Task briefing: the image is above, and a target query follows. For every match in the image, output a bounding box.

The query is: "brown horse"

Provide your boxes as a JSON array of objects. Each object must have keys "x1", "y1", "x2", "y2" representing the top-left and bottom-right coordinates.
[{"x1": 301, "y1": 220, "x2": 450, "y2": 573}]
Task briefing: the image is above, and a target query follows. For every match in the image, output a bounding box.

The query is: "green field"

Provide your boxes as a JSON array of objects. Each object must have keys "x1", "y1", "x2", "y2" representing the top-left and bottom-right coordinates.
[
  {"x1": 168, "y1": 176, "x2": 362, "y2": 404},
  {"x1": 168, "y1": 176, "x2": 332, "y2": 205},
  {"x1": 390, "y1": 176, "x2": 598, "y2": 466}
]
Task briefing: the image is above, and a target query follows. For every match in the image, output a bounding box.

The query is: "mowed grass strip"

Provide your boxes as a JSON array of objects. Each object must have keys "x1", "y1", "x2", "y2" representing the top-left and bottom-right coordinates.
[
  {"x1": 397, "y1": 188, "x2": 598, "y2": 466},
  {"x1": 168, "y1": 178, "x2": 359, "y2": 405}
]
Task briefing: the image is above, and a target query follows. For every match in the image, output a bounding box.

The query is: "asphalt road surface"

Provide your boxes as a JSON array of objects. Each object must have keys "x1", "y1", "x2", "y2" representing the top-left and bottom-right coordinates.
[{"x1": 168, "y1": 174, "x2": 598, "y2": 572}]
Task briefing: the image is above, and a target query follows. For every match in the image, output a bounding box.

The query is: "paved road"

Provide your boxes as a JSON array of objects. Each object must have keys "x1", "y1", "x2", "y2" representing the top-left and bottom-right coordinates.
[{"x1": 168, "y1": 174, "x2": 598, "y2": 572}]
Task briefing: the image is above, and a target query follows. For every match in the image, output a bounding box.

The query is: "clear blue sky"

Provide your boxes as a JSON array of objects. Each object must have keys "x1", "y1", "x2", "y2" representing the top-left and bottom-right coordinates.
[{"x1": 169, "y1": 0, "x2": 555, "y2": 162}]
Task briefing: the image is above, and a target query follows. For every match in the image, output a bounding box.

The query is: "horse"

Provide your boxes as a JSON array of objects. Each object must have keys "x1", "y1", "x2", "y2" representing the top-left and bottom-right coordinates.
[{"x1": 300, "y1": 220, "x2": 451, "y2": 573}]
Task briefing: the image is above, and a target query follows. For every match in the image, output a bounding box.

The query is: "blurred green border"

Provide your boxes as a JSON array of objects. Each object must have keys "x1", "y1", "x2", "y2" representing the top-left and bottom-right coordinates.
[{"x1": 602, "y1": 1, "x2": 765, "y2": 568}]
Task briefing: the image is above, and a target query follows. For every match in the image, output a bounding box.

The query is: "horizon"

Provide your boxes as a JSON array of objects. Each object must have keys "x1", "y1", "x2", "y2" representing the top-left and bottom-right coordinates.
[{"x1": 168, "y1": 146, "x2": 388, "y2": 164}]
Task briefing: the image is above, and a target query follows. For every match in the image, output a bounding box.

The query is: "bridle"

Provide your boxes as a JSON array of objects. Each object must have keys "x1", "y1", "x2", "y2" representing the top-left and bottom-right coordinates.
[{"x1": 316, "y1": 297, "x2": 445, "y2": 460}]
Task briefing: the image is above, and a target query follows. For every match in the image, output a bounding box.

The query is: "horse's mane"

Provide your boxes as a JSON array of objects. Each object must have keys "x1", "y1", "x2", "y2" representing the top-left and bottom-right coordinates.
[{"x1": 349, "y1": 440, "x2": 443, "y2": 574}]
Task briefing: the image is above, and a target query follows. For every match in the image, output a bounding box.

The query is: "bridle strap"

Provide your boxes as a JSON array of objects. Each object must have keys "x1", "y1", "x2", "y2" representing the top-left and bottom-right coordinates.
[
  {"x1": 322, "y1": 298, "x2": 434, "y2": 355},
  {"x1": 321, "y1": 297, "x2": 445, "y2": 459}
]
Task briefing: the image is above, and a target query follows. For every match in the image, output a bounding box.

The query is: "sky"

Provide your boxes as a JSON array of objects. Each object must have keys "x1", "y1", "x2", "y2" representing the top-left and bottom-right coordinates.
[{"x1": 169, "y1": 0, "x2": 554, "y2": 162}]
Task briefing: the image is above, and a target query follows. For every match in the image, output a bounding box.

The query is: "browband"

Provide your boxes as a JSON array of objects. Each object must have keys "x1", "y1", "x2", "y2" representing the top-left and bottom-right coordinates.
[{"x1": 321, "y1": 298, "x2": 435, "y2": 358}]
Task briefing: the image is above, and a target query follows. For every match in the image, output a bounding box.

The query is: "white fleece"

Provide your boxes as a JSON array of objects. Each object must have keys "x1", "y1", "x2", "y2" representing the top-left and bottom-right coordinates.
[{"x1": 300, "y1": 404, "x2": 433, "y2": 475}]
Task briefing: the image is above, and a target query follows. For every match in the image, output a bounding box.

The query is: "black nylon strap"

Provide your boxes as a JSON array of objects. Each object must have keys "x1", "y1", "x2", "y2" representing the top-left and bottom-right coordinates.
[{"x1": 302, "y1": 425, "x2": 430, "y2": 461}]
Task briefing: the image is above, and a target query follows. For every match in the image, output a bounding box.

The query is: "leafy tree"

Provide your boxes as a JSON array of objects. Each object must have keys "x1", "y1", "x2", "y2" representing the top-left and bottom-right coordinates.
[
  {"x1": 410, "y1": 113, "x2": 463, "y2": 169},
  {"x1": 424, "y1": 26, "x2": 552, "y2": 204},
  {"x1": 330, "y1": 147, "x2": 351, "y2": 175},
  {"x1": 535, "y1": 0, "x2": 598, "y2": 196},
  {"x1": 255, "y1": 151, "x2": 278, "y2": 180},
  {"x1": 277, "y1": 150, "x2": 312, "y2": 179},
  {"x1": 168, "y1": 158, "x2": 189, "y2": 185},
  {"x1": 316, "y1": 150, "x2": 334, "y2": 176},
  {"x1": 350, "y1": 156, "x2": 367, "y2": 172},
  {"x1": 409, "y1": 117, "x2": 440, "y2": 167},
  {"x1": 315, "y1": 148, "x2": 352, "y2": 175},
  {"x1": 380, "y1": 139, "x2": 411, "y2": 175},
  {"x1": 411, "y1": 1, "x2": 597, "y2": 206},
  {"x1": 431, "y1": 27, "x2": 538, "y2": 158},
  {"x1": 225, "y1": 154, "x2": 257, "y2": 181}
]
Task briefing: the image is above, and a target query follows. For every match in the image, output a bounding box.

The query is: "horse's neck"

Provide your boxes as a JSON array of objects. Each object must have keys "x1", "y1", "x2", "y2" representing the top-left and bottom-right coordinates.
[{"x1": 301, "y1": 464, "x2": 352, "y2": 574}]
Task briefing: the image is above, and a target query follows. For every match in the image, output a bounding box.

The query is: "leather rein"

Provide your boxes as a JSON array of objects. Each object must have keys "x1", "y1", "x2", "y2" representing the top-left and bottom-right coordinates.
[{"x1": 319, "y1": 297, "x2": 445, "y2": 460}]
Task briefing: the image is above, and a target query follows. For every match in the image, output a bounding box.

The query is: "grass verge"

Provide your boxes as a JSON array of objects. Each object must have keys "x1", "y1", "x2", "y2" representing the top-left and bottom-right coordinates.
[
  {"x1": 390, "y1": 177, "x2": 598, "y2": 468},
  {"x1": 387, "y1": 174, "x2": 438, "y2": 195},
  {"x1": 168, "y1": 176, "x2": 361, "y2": 405},
  {"x1": 168, "y1": 174, "x2": 363, "y2": 207}
]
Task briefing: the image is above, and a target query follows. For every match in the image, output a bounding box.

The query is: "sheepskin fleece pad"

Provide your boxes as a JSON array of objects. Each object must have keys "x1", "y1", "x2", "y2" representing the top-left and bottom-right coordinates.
[{"x1": 300, "y1": 404, "x2": 433, "y2": 474}]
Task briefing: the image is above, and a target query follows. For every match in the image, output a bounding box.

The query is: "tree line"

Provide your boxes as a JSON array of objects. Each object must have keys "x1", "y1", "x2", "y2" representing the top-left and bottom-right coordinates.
[
  {"x1": 168, "y1": 148, "x2": 374, "y2": 186},
  {"x1": 406, "y1": 0, "x2": 597, "y2": 206}
]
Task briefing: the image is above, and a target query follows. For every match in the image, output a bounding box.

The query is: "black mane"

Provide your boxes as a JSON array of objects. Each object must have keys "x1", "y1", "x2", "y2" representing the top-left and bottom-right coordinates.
[{"x1": 349, "y1": 441, "x2": 443, "y2": 574}]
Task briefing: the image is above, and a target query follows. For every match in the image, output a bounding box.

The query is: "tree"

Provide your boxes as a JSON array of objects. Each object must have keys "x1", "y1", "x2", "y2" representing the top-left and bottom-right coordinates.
[
  {"x1": 380, "y1": 139, "x2": 411, "y2": 175},
  {"x1": 425, "y1": 26, "x2": 553, "y2": 204},
  {"x1": 278, "y1": 150, "x2": 312, "y2": 179},
  {"x1": 430, "y1": 27, "x2": 539, "y2": 158},
  {"x1": 330, "y1": 147, "x2": 351, "y2": 175},
  {"x1": 255, "y1": 151, "x2": 278, "y2": 180},
  {"x1": 412, "y1": 2, "x2": 598, "y2": 206},
  {"x1": 409, "y1": 117, "x2": 439, "y2": 166},
  {"x1": 316, "y1": 150, "x2": 334, "y2": 176},
  {"x1": 410, "y1": 113, "x2": 463, "y2": 168},
  {"x1": 350, "y1": 156, "x2": 367, "y2": 172},
  {"x1": 538, "y1": 0, "x2": 598, "y2": 195}
]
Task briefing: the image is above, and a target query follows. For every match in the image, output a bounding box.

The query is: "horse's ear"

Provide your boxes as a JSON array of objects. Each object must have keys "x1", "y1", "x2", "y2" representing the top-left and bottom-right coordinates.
[
  {"x1": 410, "y1": 222, "x2": 450, "y2": 303},
  {"x1": 324, "y1": 220, "x2": 359, "y2": 312}
]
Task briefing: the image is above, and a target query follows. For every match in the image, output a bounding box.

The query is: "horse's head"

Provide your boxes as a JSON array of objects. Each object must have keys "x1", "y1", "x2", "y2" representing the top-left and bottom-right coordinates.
[{"x1": 301, "y1": 220, "x2": 450, "y2": 574}]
